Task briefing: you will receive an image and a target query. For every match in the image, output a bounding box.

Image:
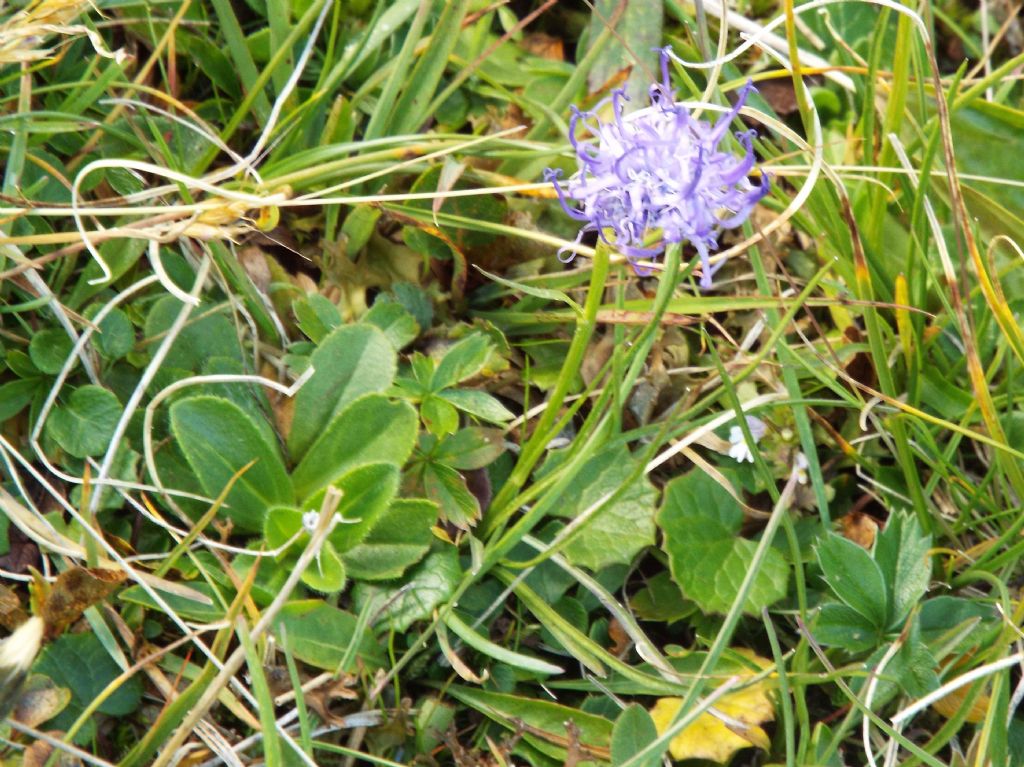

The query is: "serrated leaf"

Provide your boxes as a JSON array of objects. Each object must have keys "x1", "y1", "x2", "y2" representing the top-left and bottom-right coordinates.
[
  {"x1": 612, "y1": 704, "x2": 659, "y2": 767},
  {"x1": 816, "y1": 533, "x2": 888, "y2": 629},
  {"x1": 434, "y1": 427, "x2": 505, "y2": 470},
  {"x1": 437, "y1": 388, "x2": 514, "y2": 422},
  {"x1": 169, "y1": 395, "x2": 293, "y2": 531},
  {"x1": 873, "y1": 512, "x2": 932, "y2": 628},
  {"x1": 342, "y1": 499, "x2": 437, "y2": 581},
  {"x1": 352, "y1": 546, "x2": 460, "y2": 632},
  {"x1": 423, "y1": 462, "x2": 479, "y2": 529},
  {"x1": 813, "y1": 603, "x2": 882, "y2": 653},
  {"x1": 291, "y1": 394, "x2": 417, "y2": 501},
  {"x1": 362, "y1": 301, "x2": 419, "y2": 349},
  {"x1": 657, "y1": 471, "x2": 788, "y2": 615},
  {"x1": 550, "y1": 444, "x2": 657, "y2": 570},
  {"x1": 287, "y1": 324, "x2": 397, "y2": 459},
  {"x1": 890, "y1": 637, "x2": 939, "y2": 698},
  {"x1": 46, "y1": 385, "x2": 121, "y2": 458},
  {"x1": 630, "y1": 572, "x2": 698, "y2": 623},
  {"x1": 432, "y1": 334, "x2": 492, "y2": 391},
  {"x1": 293, "y1": 293, "x2": 341, "y2": 343},
  {"x1": 421, "y1": 394, "x2": 459, "y2": 436}
]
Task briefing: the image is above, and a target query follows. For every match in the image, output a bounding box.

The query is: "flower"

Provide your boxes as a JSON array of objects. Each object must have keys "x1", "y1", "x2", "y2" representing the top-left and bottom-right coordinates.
[
  {"x1": 546, "y1": 47, "x2": 769, "y2": 288},
  {"x1": 794, "y1": 452, "x2": 810, "y2": 485},
  {"x1": 728, "y1": 415, "x2": 767, "y2": 463}
]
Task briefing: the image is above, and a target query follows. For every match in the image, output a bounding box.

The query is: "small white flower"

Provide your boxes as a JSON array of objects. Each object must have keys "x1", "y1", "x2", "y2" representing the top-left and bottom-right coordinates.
[
  {"x1": 794, "y1": 452, "x2": 810, "y2": 485},
  {"x1": 301, "y1": 510, "x2": 320, "y2": 534},
  {"x1": 727, "y1": 416, "x2": 767, "y2": 463}
]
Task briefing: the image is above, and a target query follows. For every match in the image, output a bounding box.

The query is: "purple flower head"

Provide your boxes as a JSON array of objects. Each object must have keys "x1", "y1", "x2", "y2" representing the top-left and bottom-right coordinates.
[{"x1": 546, "y1": 47, "x2": 769, "y2": 289}]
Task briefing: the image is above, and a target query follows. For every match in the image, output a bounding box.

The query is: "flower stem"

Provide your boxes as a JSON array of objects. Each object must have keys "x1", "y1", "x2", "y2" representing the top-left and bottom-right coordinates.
[{"x1": 482, "y1": 243, "x2": 611, "y2": 536}]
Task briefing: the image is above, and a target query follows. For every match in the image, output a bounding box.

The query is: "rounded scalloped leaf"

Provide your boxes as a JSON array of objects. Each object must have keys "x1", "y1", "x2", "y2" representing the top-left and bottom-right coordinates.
[{"x1": 657, "y1": 471, "x2": 788, "y2": 615}]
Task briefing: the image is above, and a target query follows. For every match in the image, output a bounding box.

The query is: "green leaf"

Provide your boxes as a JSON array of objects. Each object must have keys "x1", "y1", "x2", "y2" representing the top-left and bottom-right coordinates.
[
  {"x1": 273, "y1": 601, "x2": 384, "y2": 671},
  {"x1": 630, "y1": 571, "x2": 699, "y2": 623},
  {"x1": 143, "y1": 297, "x2": 242, "y2": 372},
  {"x1": 29, "y1": 329, "x2": 73, "y2": 374},
  {"x1": 612, "y1": 704, "x2": 660, "y2": 767},
  {"x1": 67, "y1": 236, "x2": 147, "y2": 309},
  {"x1": 342, "y1": 499, "x2": 437, "y2": 581},
  {"x1": 437, "y1": 388, "x2": 514, "y2": 422},
  {"x1": 170, "y1": 396, "x2": 293, "y2": 531},
  {"x1": 0, "y1": 378, "x2": 40, "y2": 421},
  {"x1": 550, "y1": 444, "x2": 658, "y2": 570},
  {"x1": 46, "y1": 385, "x2": 121, "y2": 458},
  {"x1": 288, "y1": 325, "x2": 397, "y2": 460},
  {"x1": 918, "y1": 596, "x2": 999, "y2": 648},
  {"x1": 475, "y1": 267, "x2": 583, "y2": 317},
  {"x1": 586, "y1": 0, "x2": 662, "y2": 106},
  {"x1": 341, "y1": 204, "x2": 382, "y2": 258},
  {"x1": 299, "y1": 541, "x2": 346, "y2": 593},
  {"x1": 33, "y1": 632, "x2": 143, "y2": 743},
  {"x1": 388, "y1": 0, "x2": 470, "y2": 136},
  {"x1": 303, "y1": 462, "x2": 400, "y2": 553},
  {"x1": 816, "y1": 533, "x2": 889, "y2": 630},
  {"x1": 119, "y1": 582, "x2": 224, "y2": 623},
  {"x1": 813, "y1": 603, "x2": 882, "y2": 653},
  {"x1": 421, "y1": 394, "x2": 459, "y2": 436},
  {"x1": 889, "y1": 636, "x2": 939, "y2": 698},
  {"x1": 264, "y1": 506, "x2": 303, "y2": 551},
  {"x1": 423, "y1": 462, "x2": 479, "y2": 529},
  {"x1": 434, "y1": 427, "x2": 505, "y2": 470},
  {"x1": 443, "y1": 611, "x2": 564, "y2": 675},
  {"x1": 362, "y1": 301, "x2": 419, "y2": 349},
  {"x1": 86, "y1": 306, "x2": 134, "y2": 360},
  {"x1": 657, "y1": 471, "x2": 789, "y2": 615},
  {"x1": 383, "y1": 282, "x2": 433, "y2": 331},
  {"x1": 873, "y1": 512, "x2": 932, "y2": 628},
  {"x1": 445, "y1": 685, "x2": 612, "y2": 763},
  {"x1": 291, "y1": 394, "x2": 417, "y2": 501},
  {"x1": 432, "y1": 334, "x2": 493, "y2": 391},
  {"x1": 352, "y1": 546, "x2": 460, "y2": 632},
  {"x1": 293, "y1": 293, "x2": 341, "y2": 344}
]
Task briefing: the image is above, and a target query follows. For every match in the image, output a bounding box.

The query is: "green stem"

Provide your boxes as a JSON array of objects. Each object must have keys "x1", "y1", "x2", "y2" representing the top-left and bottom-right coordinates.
[{"x1": 482, "y1": 244, "x2": 610, "y2": 535}]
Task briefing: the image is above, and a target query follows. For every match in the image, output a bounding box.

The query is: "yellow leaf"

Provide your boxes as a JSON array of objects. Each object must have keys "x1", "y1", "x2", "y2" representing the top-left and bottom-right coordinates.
[
  {"x1": 650, "y1": 652, "x2": 775, "y2": 764},
  {"x1": 931, "y1": 683, "x2": 989, "y2": 724}
]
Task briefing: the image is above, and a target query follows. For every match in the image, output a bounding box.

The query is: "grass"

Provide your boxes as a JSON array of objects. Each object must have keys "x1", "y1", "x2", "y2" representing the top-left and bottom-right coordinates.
[{"x1": 0, "y1": 0, "x2": 1023, "y2": 765}]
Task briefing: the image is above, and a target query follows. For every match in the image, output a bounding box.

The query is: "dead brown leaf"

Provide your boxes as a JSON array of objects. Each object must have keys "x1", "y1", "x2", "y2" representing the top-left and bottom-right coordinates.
[
  {"x1": 39, "y1": 567, "x2": 127, "y2": 639},
  {"x1": 12, "y1": 675, "x2": 71, "y2": 728},
  {"x1": 0, "y1": 584, "x2": 28, "y2": 631},
  {"x1": 839, "y1": 511, "x2": 879, "y2": 549}
]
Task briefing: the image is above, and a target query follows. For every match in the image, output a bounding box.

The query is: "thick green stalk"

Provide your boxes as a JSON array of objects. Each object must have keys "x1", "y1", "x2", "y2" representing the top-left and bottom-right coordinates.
[{"x1": 482, "y1": 244, "x2": 610, "y2": 535}]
